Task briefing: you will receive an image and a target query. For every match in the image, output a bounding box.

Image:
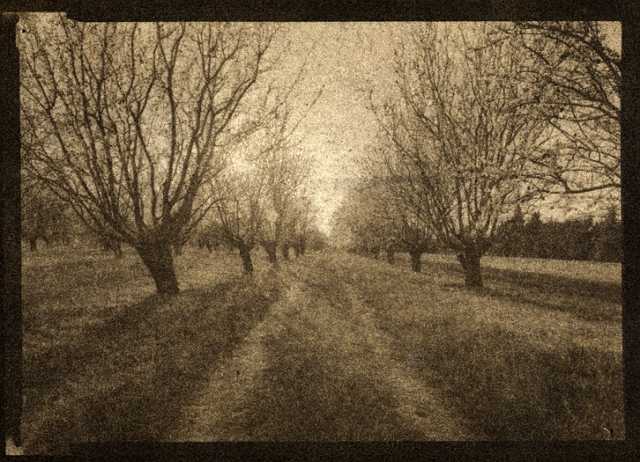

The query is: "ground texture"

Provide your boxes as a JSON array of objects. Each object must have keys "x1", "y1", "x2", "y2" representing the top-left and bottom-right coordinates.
[
  {"x1": 175, "y1": 260, "x2": 468, "y2": 441},
  {"x1": 19, "y1": 248, "x2": 622, "y2": 453}
]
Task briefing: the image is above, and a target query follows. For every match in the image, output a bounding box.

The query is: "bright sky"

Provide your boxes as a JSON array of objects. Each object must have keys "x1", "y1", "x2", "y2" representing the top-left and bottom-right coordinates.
[
  {"x1": 280, "y1": 23, "x2": 406, "y2": 235},
  {"x1": 280, "y1": 22, "x2": 621, "y2": 233}
]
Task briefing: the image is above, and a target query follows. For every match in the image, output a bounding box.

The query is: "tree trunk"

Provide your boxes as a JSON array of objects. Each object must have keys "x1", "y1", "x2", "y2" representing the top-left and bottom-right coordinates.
[
  {"x1": 282, "y1": 244, "x2": 290, "y2": 260},
  {"x1": 457, "y1": 246, "x2": 483, "y2": 288},
  {"x1": 135, "y1": 241, "x2": 180, "y2": 295},
  {"x1": 29, "y1": 237, "x2": 37, "y2": 252},
  {"x1": 296, "y1": 237, "x2": 307, "y2": 256},
  {"x1": 112, "y1": 241, "x2": 123, "y2": 259},
  {"x1": 386, "y1": 249, "x2": 395, "y2": 265},
  {"x1": 410, "y1": 251, "x2": 422, "y2": 272},
  {"x1": 264, "y1": 242, "x2": 277, "y2": 265},
  {"x1": 239, "y1": 246, "x2": 254, "y2": 275},
  {"x1": 372, "y1": 246, "x2": 380, "y2": 259}
]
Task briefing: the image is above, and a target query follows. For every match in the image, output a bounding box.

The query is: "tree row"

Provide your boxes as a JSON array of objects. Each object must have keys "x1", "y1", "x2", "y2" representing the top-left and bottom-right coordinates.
[
  {"x1": 19, "y1": 14, "x2": 322, "y2": 293},
  {"x1": 335, "y1": 22, "x2": 620, "y2": 287}
]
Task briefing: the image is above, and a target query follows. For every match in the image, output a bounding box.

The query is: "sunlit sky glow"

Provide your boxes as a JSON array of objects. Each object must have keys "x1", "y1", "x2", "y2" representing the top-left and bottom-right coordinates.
[
  {"x1": 281, "y1": 22, "x2": 621, "y2": 234},
  {"x1": 26, "y1": 17, "x2": 621, "y2": 235},
  {"x1": 282, "y1": 23, "x2": 403, "y2": 234}
]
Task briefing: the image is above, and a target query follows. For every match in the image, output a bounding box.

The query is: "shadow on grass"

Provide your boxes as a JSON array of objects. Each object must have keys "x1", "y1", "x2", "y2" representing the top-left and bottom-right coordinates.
[
  {"x1": 413, "y1": 322, "x2": 623, "y2": 440},
  {"x1": 437, "y1": 262, "x2": 621, "y2": 323},
  {"x1": 23, "y1": 277, "x2": 280, "y2": 454},
  {"x1": 333, "y1": 253, "x2": 623, "y2": 440},
  {"x1": 240, "y1": 325, "x2": 426, "y2": 441}
]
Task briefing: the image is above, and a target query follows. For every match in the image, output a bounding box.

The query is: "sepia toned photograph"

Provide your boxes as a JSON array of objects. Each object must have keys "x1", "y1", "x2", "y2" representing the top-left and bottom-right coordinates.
[{"x1": 7, "y1": 14, "x2": 622, "y2": 454}]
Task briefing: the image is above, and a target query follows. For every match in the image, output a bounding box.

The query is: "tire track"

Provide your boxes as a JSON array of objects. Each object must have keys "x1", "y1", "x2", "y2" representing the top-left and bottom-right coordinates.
[
  {"x1": 175, "y1": 257, "x2": 470, "y2": 440},
  {"x1": 172, "y1": 281, "x2": 300, "y2": 441}
]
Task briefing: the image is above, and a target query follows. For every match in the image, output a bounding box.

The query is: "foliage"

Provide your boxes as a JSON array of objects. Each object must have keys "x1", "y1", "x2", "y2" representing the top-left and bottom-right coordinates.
[{"x1": 490, "y1": 205, "x2": 621, "y2": 262}]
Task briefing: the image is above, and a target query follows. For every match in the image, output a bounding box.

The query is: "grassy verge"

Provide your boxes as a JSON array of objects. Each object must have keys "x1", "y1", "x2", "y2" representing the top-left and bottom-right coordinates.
[
  {"x1": 323, "y1": 252, "x2": 623, "y2": 440},
  {"x1": 21, "y1": 246, "x2": 283, "y2": 453}
]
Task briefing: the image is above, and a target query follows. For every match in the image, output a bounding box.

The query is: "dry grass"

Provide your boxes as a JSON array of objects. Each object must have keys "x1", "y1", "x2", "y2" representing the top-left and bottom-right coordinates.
[
  {"x1": 233, "y1": 271, "x2": 468, "y2": 441},
  {"x1": 328, "y1": 251, "x2": 623, "y2": 440},
  {"x1": 424, "y1": 252, "x2": 621, "y2": 284},
  {"x1": 21, "y1": 245, "x2": 283, "y2": 454},
  {"x1": 20, "y1": 246, "x2": 623, "y2": 450}
]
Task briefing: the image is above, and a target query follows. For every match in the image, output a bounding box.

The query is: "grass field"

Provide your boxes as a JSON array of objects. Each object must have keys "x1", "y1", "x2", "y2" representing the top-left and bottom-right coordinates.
[
  {"x1": 21, "y1": 245, "x2": 284, "y2": 453},
  {"x1": 331, "y1": 251, "x2": 622, "y2": 439},
  {"x1": 19, "y1": 245, "x2": 623, "y2": 452}
]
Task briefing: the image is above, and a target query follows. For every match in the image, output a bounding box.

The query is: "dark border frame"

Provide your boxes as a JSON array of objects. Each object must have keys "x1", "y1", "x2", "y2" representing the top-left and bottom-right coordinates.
[{"x1": 2, "y1": 1, "x2": 638, "y2": 459}]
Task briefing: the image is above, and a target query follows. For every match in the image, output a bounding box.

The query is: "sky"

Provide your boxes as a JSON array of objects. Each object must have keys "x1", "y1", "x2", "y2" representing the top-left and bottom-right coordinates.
[
  {"x1": 279, "y1": 22, "x2": 621, "y2": 233},
  {"x1": 25, "y1": 17, "x2": 621, "y2": 235},
  {"x1": 279, "y1": 23, "x2": 405, "y2": 235}
]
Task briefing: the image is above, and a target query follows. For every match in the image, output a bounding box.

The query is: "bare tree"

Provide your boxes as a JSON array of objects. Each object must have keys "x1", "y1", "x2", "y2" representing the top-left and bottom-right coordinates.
[
  {"x1": 212, "y1": 169, "x2": 267, "y2": 275},
  {"x1": 255, "y1": 148, "x2": 311, "y2": 265},
  {"x1": 372, "y1": 23, "x2": 550, "y2": 287},
  {"x1": 498, "y1": 21, "x2": 620, "y2": 196},
  {"x1": 19, "y1": 15, "x2": 278, "y2": 293},
  {"x1": 337, "y1": 177, "x2": 436, "y2": 271},
  {"x1": 286, "y1": 193, "x2": 314, "y2": 257},
  {"x1": 20, "y1": 172, "x2": 70, "y2": 251}
]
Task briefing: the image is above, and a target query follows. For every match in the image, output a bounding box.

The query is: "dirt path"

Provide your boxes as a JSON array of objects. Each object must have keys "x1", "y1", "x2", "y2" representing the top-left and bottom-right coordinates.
[{"x1": 174, "y1": 256, "x2": 469, "y2": 441}]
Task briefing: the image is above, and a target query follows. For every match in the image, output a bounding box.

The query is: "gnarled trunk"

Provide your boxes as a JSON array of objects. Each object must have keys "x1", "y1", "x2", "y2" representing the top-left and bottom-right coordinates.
[
  {"x1": 264, "y1": 241, "x2": 277, "y2": 265},
  {"x1": 239, "y1": 245, "x2": 254, "y2": 275},
  {"x1": 135, "y1": 241, "x2": 180, "y2": 294},
  {"x1": 112, "y1": 241, "x2": 123, "y2": 259},
  {"x1": 409, "y1": 250, "x2": 422, "y2": 272},
  {"x1": 386, "y1": 249, "x2": 396, "y2": 265},
  {"x1": 457, "y1": 246, "x2": 483, "y2": 288}
]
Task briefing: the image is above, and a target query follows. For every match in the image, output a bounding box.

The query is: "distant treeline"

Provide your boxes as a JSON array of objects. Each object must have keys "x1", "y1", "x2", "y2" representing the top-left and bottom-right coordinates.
[{"x1": 489, "y1": 206, "x2": 621, "y2": 263}]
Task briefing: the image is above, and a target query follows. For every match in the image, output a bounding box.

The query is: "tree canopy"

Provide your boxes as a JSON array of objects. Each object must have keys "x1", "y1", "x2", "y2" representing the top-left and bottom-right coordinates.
[{"x1": 19, "y1": 15, "x2": 289, "y2": 293}]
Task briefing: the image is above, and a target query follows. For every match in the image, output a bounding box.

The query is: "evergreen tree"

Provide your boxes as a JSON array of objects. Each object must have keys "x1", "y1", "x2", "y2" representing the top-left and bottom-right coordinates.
[{"x1": 592, "y1": 206, "x2": 622, "y2": 262}]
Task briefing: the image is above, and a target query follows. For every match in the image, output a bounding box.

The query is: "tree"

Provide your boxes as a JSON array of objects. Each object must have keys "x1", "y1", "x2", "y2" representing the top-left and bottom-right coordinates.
[
  {"x1": 21, "y1": 178, "x2": 72, "y2": 251},
  {"x1": 499, "y1": 22, "x2": 620, "y2": 196},
  {"x1": 20, "y1": 15, "x2": 279, "y2": 294},
  {"x1": 592, "y1": 205, "x2": 622, "y2": 262},
  {"x1": 335, "y1": 177, "x2": 437, "y2": 272},
  {"x1": 491, "y1": 204, "x2": 526, "y2": 258},
  {"x1": 371, "y1": 23, "x2": 549, "y2": 287},
  {"x1": 336, "y1": 181, "x2": 398, "y2": 259},
  {"x1": 254, "y1": 148, "x2": 311, "y2": 265},
  {"x1": 212, "y1": 168, "x2": 266, "y2": 275},
  {"x1": 287, "y1": 194, "x2": 314, "y2": 258},
  {"x1": 521, "y1": 212, "x2": 544, "y2": 258},
  {"x1": 305, "y1": 226, "x2": 329, "y2": 252}
]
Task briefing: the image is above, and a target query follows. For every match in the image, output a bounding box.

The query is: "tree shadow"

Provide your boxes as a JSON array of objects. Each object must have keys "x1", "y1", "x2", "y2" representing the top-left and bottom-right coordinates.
[
  {"x1": 239, "y1": 326, "x2": 427, "y2": 441},
  {"x1": 413, "y1": 324, "x2": 623, "y2": 440},
  {"x1": 437, "y1": 262, "x2": 621, "y2": 323},
  {"x1": 22, "y1": 278, "x2": 277, "y2": 453}
]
